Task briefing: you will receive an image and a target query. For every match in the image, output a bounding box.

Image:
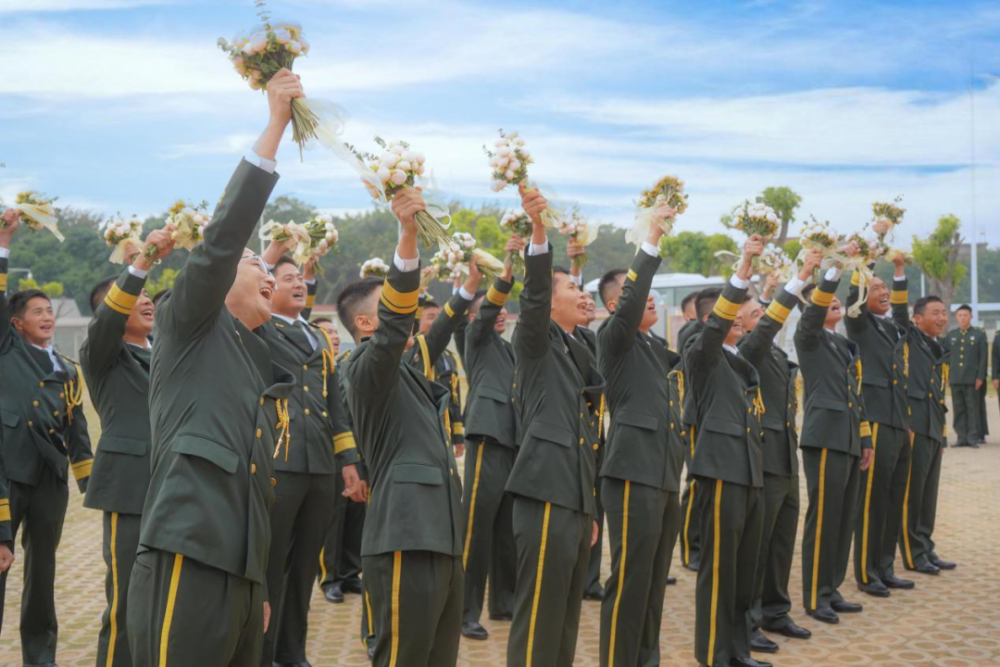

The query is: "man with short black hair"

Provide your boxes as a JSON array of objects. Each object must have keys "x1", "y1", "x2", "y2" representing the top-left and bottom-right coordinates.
[
  {"x1": 0, "y1": 211, "x2": 94, "y2": 665},
  {"x1": 945, "y1": 305, "x2": 988, "y2": 447},
  {"x1": 681, "y1": 291, "x2": 699, "y2": 322}
]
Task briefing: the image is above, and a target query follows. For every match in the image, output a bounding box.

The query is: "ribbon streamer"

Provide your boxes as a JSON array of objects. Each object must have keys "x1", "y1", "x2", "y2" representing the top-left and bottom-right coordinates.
[
  {"x1": 627, "y1": 196, "x2": 676, "y2": 251},
  {"x1": 109, "y1": 237, "x2": 144, "y2": 265},
  {"x1": 15, "y1": 203, "x2": 65, "y2": 242}
]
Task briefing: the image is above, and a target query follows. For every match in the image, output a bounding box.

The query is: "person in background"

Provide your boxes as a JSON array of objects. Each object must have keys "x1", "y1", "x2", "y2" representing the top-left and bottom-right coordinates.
[
  {"x1": 681, "y1": 291, "x2": 699, "y2": 322},
  {"x1": 945, "y1": 305, "x2": 988, "y2": 448}
]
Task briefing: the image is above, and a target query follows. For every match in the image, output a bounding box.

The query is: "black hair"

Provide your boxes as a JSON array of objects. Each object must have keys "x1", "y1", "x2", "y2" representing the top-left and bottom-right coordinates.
[
  {"x1": 422, "y1": 299, "x2": 442, "y2": 312},
  {"x1": 553, "y1": 265, "x2": 571, "y2": 277},
  {"x1": 311, "y1": 316, "x2": 333, "y2": 325},
  {"x1": 598, "y1": 269, "x2": 627, "y2": 308},
  {"x1": 695, "y1": 287, "x2": 723, "y2": 321},
  {"x1": 10, "y1": 289, "x2": 51, "y2": 319},
  {"x1": 956, "y1": 304, "x2": 972, "y2": 314},
  {"x1": 271, "y1": 255, "x2": 297, "y2": 274},
  {"x1": 681, "y1": 291, "x2": 699, "y2": 312},
  {"x1": 152, "y1": 289, "x2": 171, "y2": 306},
  {"x1": 336, "y1": 278, "x2": 383, "y2": 338},
  {"x1": 89, "y1": 275, "x2": 117, "y2": 312},
  {"x1": 913, "y1": 295, "x2": 943, "y2": 317},
  {"x1": 799, "y1": 284, "x2": 816, "y2": 312}
]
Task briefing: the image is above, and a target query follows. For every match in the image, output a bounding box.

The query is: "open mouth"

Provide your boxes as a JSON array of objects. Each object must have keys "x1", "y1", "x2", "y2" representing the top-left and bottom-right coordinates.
[
  {"x1": 140, "y1": 307, "x2": 154, "y2": 318},
  {"x1": 291, "y1": 289, "x2": 305, "y2": 300},
  {"x1": 260, "y1": 285, "x2": 274, "y2": 301}
]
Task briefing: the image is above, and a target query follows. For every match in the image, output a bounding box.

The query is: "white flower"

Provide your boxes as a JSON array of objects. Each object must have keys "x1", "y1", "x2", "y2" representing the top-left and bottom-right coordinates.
[
  {"x1": 505, "y1": 169, "x2": 516, "y2": 180},
  {"x1": 402, "y1": 150, "x2": 418, "y2": 163},
  {"x1": 377, "y1": 166, "x2": 391, "y2": 182},
  {"x1": 390, "y1": 170, "x2": 407, "y2": 185},
  {"x1": 289, "y1": 40, "x2": 302, "y2": 54},
  {"x1": 413, "y1": 152, "x2": 425, "y2": 164},
  {"x1": 509, "y1": 159, "x2": 521, "y2": 170},
  {"x1": 391, "y1": 144, "x2": 405, "y2": 155},
  {"x1": 318, "y1": 239, "x2": 328, "y2": 251},
  {"x1": 273, "y1": 28, "x2": 292, "y2": 44},
  {"x1": 495, "y1": 138, "x2": 508, "y2": 148},
  {"x1": 520, "y1": 149, "x2": 531, "y2": 159},
  {"x1": 396, "y1": 160, "x2": 411, "y2": 171}
]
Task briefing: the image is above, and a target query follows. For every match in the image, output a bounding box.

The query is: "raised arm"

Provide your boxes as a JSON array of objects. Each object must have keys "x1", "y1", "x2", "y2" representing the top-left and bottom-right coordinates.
[
  {"x1": 599, "y1": 224, "x2": 664, "y2": 355},
  {"x1": 0, "y1": 210, "x2": 21, "y2": 348},
  {"x1": 513, "y1": 186, "x2": 553, "y2": 360},
  {"x1": 422, "y1": 266, "x2": 478, "y2": 365},
  {"x1": 469, "y1": 276, "x2": 513, "y2": 347},
  {"x1": 844, "y1": 268, "x2": 871, "y2": 335},
  {"x1": 795, "y1": 271, "x2": 841, "y2": 350},
  {"x1": 889, "y1": 255, "x2": 910, "y2": 331},
  {"x1": 64, "y1": 362, "x2": 95, "y2": 493}
]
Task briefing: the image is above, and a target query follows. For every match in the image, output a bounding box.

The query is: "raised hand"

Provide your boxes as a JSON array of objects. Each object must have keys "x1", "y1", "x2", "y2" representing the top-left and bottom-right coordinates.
[
  {"x1": 737, "y1": 234, "x2": 764, "y2": 280},
  {"x1": 799, "y1": 248, "x2": 824, "y2": 281},
  {"x1": 839, "y1": 240, "x2": 861, "y2": 257},
  {"x1": 0, "y1": 208, "x2": 21, "y2": 247},
  {"x1": 518, "y1": 183, "x2": 548, "y2": 229},
  {"x1": 133, "y1": 225, "x2": 176, "y2": 272},
  {"x1": 392, "y1": 187, "x2": 426, "y2": 233},
  {"x1": 266, "y1": 68, "x2": 303, "y2": 130}
]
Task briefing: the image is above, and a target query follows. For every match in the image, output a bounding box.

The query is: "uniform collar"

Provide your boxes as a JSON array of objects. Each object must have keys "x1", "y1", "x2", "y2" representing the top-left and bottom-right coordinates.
[{"x1": 272, "y1": 312, "x2": 309, "y2": 327}]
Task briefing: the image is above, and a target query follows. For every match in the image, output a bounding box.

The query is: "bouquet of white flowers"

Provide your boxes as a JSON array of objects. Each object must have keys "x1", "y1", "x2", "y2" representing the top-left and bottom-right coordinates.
[
  {"x1": 557, "y1": 209, "x2": 599, "y2": 271},
  {"x1": 628, "y1": 175, "x2": 686, "y2": 250},
  {"x1": 147, "y1": 199, "x2": 211, "y2": 257},
  {"x1": 499, "y1": 209, "x2": 532, "y2": 275},
  {"x1": 102, "y1": 216, "x2": 144, "y2": 264},
  {"x1": 484, "y1": 129, "x2": 562, "y2": 228},
  {"x1": 758, "y1": 243, "x2": 794, "y2": 281},
  {"x1": 420, "y1": 265, "x2": 441, "y2": 291},
  {"x1": 732, "y1": 200, "x2": 779, "y2": 240},
  {"x1": 260, "y1": 220, "x2": 313, "y2": 264},
  {"x1": 303, "y1": 213, "x2": 339, "y2": 261},
  {"x1": 218, "y1": 2, "x2": 347, "y2": 160},
  {"x1": 884, "y1": 248, "x2": 913, "y2": 265},
  {"x1": 350, "y1": 137, "x2": 451, "y2": 248},
  {"x1": 872, "y1": 198, "x2": 904, "y2": 236},
  {"x1": 432, "y1": 232, "x2": 505, "y2": 283},
  {"x1": 10, "y1": 191, "x2": 65, "y2": 241},
  {"x1": 846, "y1": 230, "x2": 887, "y2": 264},
  {"x1": 360, "y1": 257, "x2": 390, "y2": 280}
]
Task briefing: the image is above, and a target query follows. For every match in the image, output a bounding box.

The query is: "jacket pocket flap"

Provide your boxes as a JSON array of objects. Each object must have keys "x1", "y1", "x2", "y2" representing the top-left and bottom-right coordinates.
[
  {"x1": 98, "y1": 436, "x2": 148, "y2": 457},
  {"x1": 907, "y1": 388, "x2": 928, "y2": 400},
  {"x1": 478, "y1": 386, "x2": 509, "y2": 403},
  {"x1": 173, "y1": 435, "x2": 239, "y2": 474},
  {"x1": 615, "y1": 409, "x2": 658, "y2": 431},
  {"x1": 393, "y1": 463, "x2": 443, "y2": 485},
  {"x1": 812, "y1": 397, "x2": 847, "y2": 412},
  {"x1": 862, "y1": 375, "x2": 889, "y2": 388},
  {"x1": 1, "y1": 409, "x2": 20, "y2": 428},
  {"x1": 702, "y1": 419, "x2": 746, "y2": 437},
  {"x1": 527, "y1": 421, "x2": 574, "y2": 447}
]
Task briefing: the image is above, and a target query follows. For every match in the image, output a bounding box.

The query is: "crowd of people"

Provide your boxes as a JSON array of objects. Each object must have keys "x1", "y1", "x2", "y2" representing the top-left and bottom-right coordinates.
[{"x1": 0, "y1": 70, "x2": 996, "y2": 667}]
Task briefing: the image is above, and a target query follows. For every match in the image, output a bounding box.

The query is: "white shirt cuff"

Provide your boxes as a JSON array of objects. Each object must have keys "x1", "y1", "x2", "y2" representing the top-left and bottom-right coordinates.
[
  {"x1": 640, "y1": 241, "x2": 659, "y2": 258},
  {"x1": 729, "y1": 274, "x2": 751, "y2": 289},
  {"x1": 570, "y1": 274, "x2": 583, "y2": 286},
  {"x1": 784, "y1": 277, "x2": 806, "y2": 295},
  {"x1": 825, "y1": 267, "x2": 842, "y2": 281},
  {"x1": 128, "y1": 265, "x2": 148, "y2": 279},
  {"x1": 893, "y1": 275, "x2": 906, "y2": 282},
  {"x1": 305, "y1": 279, "x2": 316, "y2": 286},
  {"x1": 0, "y1": 247, "x2": 9, "y2": 259},
  {"x1": 528, "y1": 241, "x2": 549, "y2": 256},
  {"x1": 247, "y1": 150, "x2": 276, "y2": 174},
  {"x1": 393, "y1": 250, "x2": 419, "y2": 272},
  {"x1": 458, "y1": 286, "x2": 475, "y2": 301}
]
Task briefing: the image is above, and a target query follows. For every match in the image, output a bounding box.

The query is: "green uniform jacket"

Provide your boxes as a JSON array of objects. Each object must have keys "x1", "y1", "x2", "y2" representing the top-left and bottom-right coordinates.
[
  {"x1": 993, "y1": 331, "x2": 999, "y2": 381},
  {"x1": 507, "y1": 246, "x2": 603, "y2": 515},
  {"x1": 598, "y1": 250, "x2": 680, "y2": 491},
  {"x1": 793, "y1": 276, "x2": 873, "y2": 456},
  {"x1": 944, "y1": 326, "x2": 988, "y2": 385},
  {"x1": 463, "y1": 278, "x2": 517, "y2": 447},
  {"x1": 906, "y1": 326, "x2": 947, "y2": 444},
  {"x1": 573, "y1": 325, "x2": 604, "y2": 460},
  {"x1": 683, "y1": 281, "x2": 768, "y2": 488},
  {"x1": 0, "y1": 257, "x2": 93, "y2": 493},
  {"x1": 80, "y1": 267, "x2": 153, "y2": 515},
  {"x1": 676, "y1": 319, "x2": 703, "y2": 354},
  {"x1": 845, "y1": 273, "x2": 910, "y2": 430},
  {"x1": 649, "y1": 331, "x2": 685, "y2": 478},
  {"x1": 737, "y1": 289, "x2": 802, "y2": 477},
  {"x1": 141, "y1": 159, "x2": 291, "y2": 587},
  {"x1": 255, "y1": 317, "x2": 359, "y2": 473},
  {"x1": 343, "y1": 263, "x2": 463, "y2": 557}
]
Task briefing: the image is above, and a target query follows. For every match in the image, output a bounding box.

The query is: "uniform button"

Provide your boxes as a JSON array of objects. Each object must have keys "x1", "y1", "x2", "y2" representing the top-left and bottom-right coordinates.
[
  {"x1": 580, "y1": 412, "x2": 585, "y2": 419},
  {"x1": 304, "y1": 408, "x2": 311, "y2": 416},
  {"x1": 747, "y1": 407, "x2": 752, "y2": 414},
  {"x1": 38, "y1": 381, "x2": 44, "y2": 388},
  {"x1": 592, "y1": 443, "x2": 599, "y2": 451},
  {"x1": 670, "y1": 400, "x2": 674, "y2": 407},
  {"x1": 251, "y1": 463, "x2": 257, "y2": 474},
  {"x1": 322, "y1": 411, "x2": 328, "y2": 418},
  {"x1": 260, "y1": 397, "x2": 265, "y2": 406},
  {"x1": 579, "y1": 437, "x2": 585, "y2": 445},
  {"x1": 303, "y1": 385, "x2": 310, "y2": 392},
  {"x1": 787, "y1": 420, "x2": 791, "y2": 426},
  {"x1": 848, "y1": 402, "x2": 853, "y2": 409},
  {"x1": 53, "y1": 410, "x2": 59, "y2": 417},
  {"x1": 746, "y1": 427, "x2": 751, "y2": 434},
  {"x1": 49, "y1": 428, "x2": 55, "y2": 435},
  {"x1": 892, "y1": 380, "x2": 898, "y2": 385},
  {"x1": 510, "y1": 398, "x2": 515, "y2": 403},
  {"x1": 892, "y1": 364, "x2": 897, "y2": 370},
  {"x1": 670, "y1": 422, "x2": 675, "y2": 429},
  {"x1": 271, "y1": 478, "x2": 277, "y2": 486},
  {"x1": 28, "y1": 420, "x2": 34, "y2": 427},
  {"x1": 32, "y1": 400, "x2": 39, "y2": 407},
  {"x1": 928, "y1": 393, "x2": 933, "y2": 398},
  {"x1": 303, "y1": 364, "x2": 309, "y2": 370},
  {"x1": 512, "y1": 382, "x2": 517, "y2": 388},
  {"x1": 58, "y1": 392, "x2": 65, "y2": 399},
  {"x1": 450, "y1": 469, "x2": 454, "y2": 476},
  {"x1": 256, "y1": 428, "x2": 262, "y2": 439}
]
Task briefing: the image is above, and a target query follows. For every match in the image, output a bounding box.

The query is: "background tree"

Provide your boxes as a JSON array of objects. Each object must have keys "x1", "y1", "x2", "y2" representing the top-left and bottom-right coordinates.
[
  {"x1": 659, "y1": 231, "x2": 738, "y2": 277},
  {"x1": 760, "y1": 186, "x2": 802, "y2": 243},
  {"x1": 912, "y1": 214, "x2": 966, "y2": 313}
]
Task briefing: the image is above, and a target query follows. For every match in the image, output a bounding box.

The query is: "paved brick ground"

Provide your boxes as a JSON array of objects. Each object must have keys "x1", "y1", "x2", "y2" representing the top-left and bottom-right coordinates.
[{"x1": 2, "y1": 398, "x2": 999, "y2": 666}]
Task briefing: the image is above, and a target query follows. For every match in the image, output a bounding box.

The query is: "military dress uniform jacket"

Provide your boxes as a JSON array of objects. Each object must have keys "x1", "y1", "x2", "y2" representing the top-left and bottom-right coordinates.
[
  {"x1": 906, "y1": 326, "x2": 948, "y2": 444},
  {"x1": 140, "y1": 159, "x2": 291, "y2": 588},
  {"x1": 463, "y1": 278, "x2": 517, "y2": 447},
  {"x1": 0, "y1": 257, "x2": 93, "y2": 493},
  {"x1": 80, "y1": 267, "x2": 154, "y2": 515},
  {"x1": 0, "y1": 428, "x2": 9, "y2": 545},
  {"x1": 737, "y1": 289, "x2": 802, "y2": 477},
  {"x1": 945, "y1": 326, "x2": 988, "y2": 385},
  {"x1": 598, "y1": 250, "x2": 680, "y2": 492},
  {"x1": 255, "y1": 318, "x2": 359, "y2": 473},
  {"x1": 683, "y1": 281, "x2": 765, "y2": 488},
  {"x1": 793, "y1": 277, "x2": 873, "y2": 456},
  {"x1": 343, "y1": 263, "x2": 464, "y2": 558},
  {"x1": 507, "y1": 246, "x2": 603, "y2": 516},
  {"x1": 573, "y1": 325, "x2": 604, "y2": 461},
  {"x1": 845, "y1": 273, "x2": 910, "y2": 430},
  {"x1": 677, "y1": 319, "x2": 703, "y2": 354}
]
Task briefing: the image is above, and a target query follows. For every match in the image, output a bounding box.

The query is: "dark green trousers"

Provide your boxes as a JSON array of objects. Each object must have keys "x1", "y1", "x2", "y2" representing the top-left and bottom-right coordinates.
[
  {"x1": 979, "y1": 382, "x2": 989, "y2": 438},
  {"x1": 586, "y1": 447, "x2": 605, "y2": 597},
  {"x1": 900, "y1": 433, "x2": 944, "y2": 570},
  {"x1": 854, "y1": 423, "x2": 909, "y2": 587},
  {"x1": 461, "y1": 438, "x2": 516, "y2": 624},
  {"x1": 951, "y1": 384, "x2": 982, "y2": 444},
  {"x1": 262, "y1": 470, "x2": 337, "y2": 665},
  {"x1": 126, "y1": 549, "x2": 263, "y2": 666},
  {"x1": 693, "y1": 478, "x2": 763, "y2": 667},
  {"x1": 508, "y1": 497, "x2": 590, "y2": 667},
  {"x1": 802, "y1": 448, "x2": 860, "y2": 612},
  {"x1": 317, "y1": 474, "x2": 365, "y2": 592},
  {"x1": 599, "y1": 478, "x2": 679, "y2": 667},
  {"x1": 749, "y1": 472, "x2": 799, "y2": 633},
  {"x1": 0, "y1": 465, "x2": 68, "y2": 664},
  {"x1": 680, "y1": 477, "x2": 701, "y2": 569},
  {"x1": 97, "y1": 511, "x2": 141, "y2": 667},
  {"x1": 363, "y1": 550, "x2": 463, "y2": 667}
]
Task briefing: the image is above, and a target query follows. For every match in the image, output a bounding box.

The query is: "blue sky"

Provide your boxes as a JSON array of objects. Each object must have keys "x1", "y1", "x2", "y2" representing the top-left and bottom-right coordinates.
[{"x1": 2, "y1": 0, "x2": 999, "y2": 245}]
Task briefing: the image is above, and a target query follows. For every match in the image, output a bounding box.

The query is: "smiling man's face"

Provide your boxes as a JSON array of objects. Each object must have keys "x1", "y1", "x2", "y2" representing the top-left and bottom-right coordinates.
[
  {"x1": 225, "y1": 249, "x2": 276, "y2": 329},
  {"x1": 271, "y1": 261, "x2": 306, "y2": 318},
  {"x1": 14, "y1": 296, "x2": 55, "y2": 346},
  {"x1": 867, "y1": 277, "x2": 890, "y2": 316},
  {"x1": 125, "y1": 290, "x2": 155, "y2": 339}
]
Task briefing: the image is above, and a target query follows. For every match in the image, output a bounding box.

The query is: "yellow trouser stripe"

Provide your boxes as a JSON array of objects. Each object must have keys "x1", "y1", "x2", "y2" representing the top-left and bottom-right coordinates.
[
  {"x1": 811, "y1": 450, "x2": 828, "y2": 610},
  {"x1": 318, "y1": 547, "x2": 327, "y2": 584},
  {"x1": 860, "y1": 423, "x2": 880, "y2": 584},
  {"x1": 463, "y1": 444, "x2": 486, "y2": 568},
  {"x1": 390, "y1": 551, "x2": 402, "y2": 667},
  {"x1": 902, "y1": 431, "x2": 916, "y2": 568},
  {"x1": 526, "y1": 502, "x2": 552, "y2": 667},
  {"x1": 159, "y1": 553, "x2": 184, "y2": 666},
  {"x1": 365, "y1": 588, "x2": 375, "y2": 637},
  {"x1": 106, "y1": 512, "x2": 120, "y2": 667},
  {"x1": 683, "y1": 479, "x2": 696, "y2": 565},
  {"x1": 708, "y1": 480, "x2": 723, "y2": 666},
  {"x1": 608, "y1": 480, "x2": 630, "y2": 666}
]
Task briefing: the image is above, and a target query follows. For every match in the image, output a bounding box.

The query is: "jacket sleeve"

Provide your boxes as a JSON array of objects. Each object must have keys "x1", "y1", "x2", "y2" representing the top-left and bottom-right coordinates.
[
  {"x1": 993, "y1": 333, "x2": 1000, "y2": 380},
  {"x1": 685, "y1": 281, "x2": 747, "y2": 376},
  {"x1": 0, "y1": 256, "x2": 10, "y2": 352},
  {"x1": 468, "y1": 278, "x2": 513, "y2": 351},
  {"x1": 453, "y1": 311, "x2": 469, "y2": 369},
  {"x1": 858, "y1": 387, "x2": 874, "y2": 451},
  {"x1": 163, "y1": 159, "x2": 279, "y2": 341},
  {"x1": 514, "y1": 244, "x2": 553, "y2": 360},
  {"x1": 346, "y1": 263, "x2": 419, "y2": 398},
  {"x1": 739, "y1": 286, "x2": 799, "y2": 368},
  {"x1": 328, "y1": 366, "x2": 360, "y2": 466},
  {"x1": 0, "y1": 436, "x2": 10, "y2": 546},
  {"x1": 794, "y1": 277, "x2": 841, "y2": 351},
  {"x1": 65, "y1": 362, "x2": 95, "y2": 494},
  {"x1": 82, "y1": 267, "x2": 146, "y2": 382},
  {"x1": 977, "y1": 329, "x2": 989, "y2": 381},
  {"x1": 890, "y1": 276, "x2": 910, "y2": 332},
  {"x1": 598, "y1": 249, "x2": 660, "y2": 358},
  {"x1": 844, "y1": 270, "x2": 870, "y2": 335},
  {"x1": 302, "y1": 280, "x2": 317, "y2": 321},
  {"x1": 422, "y1": 291, "x2": 473, "y2": 366}
]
